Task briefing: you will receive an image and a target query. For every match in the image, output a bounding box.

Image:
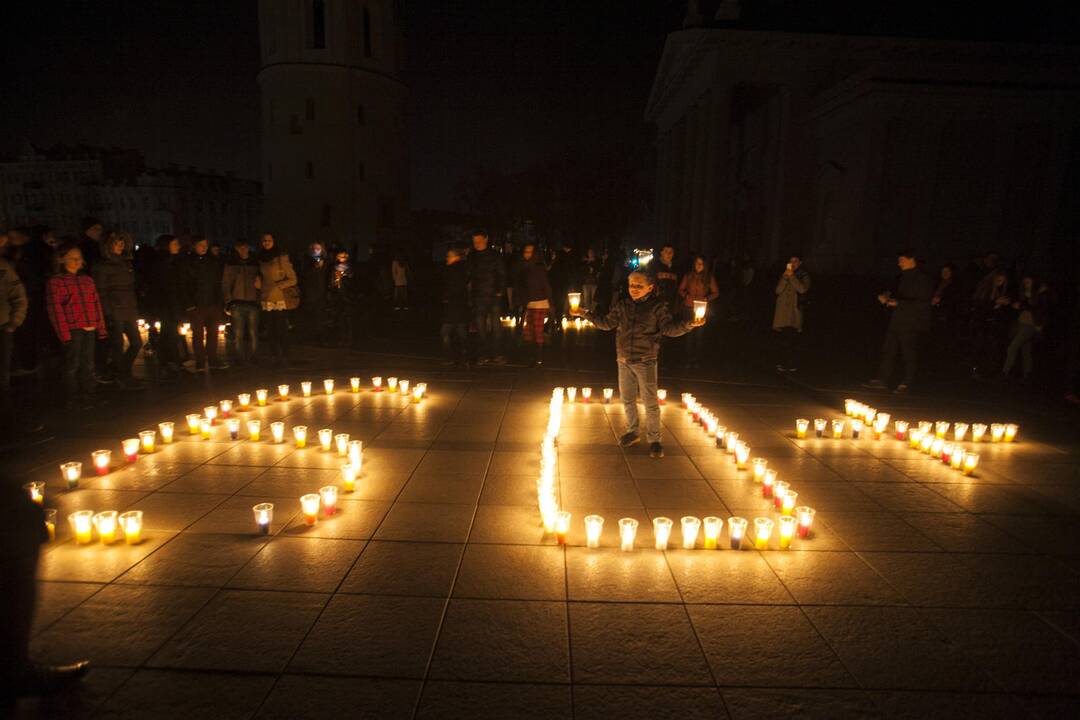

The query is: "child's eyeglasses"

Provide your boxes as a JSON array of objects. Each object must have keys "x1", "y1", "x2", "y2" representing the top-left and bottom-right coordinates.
[{"x1": 628, "y1": 283, "x2": 648, "y2": 289}]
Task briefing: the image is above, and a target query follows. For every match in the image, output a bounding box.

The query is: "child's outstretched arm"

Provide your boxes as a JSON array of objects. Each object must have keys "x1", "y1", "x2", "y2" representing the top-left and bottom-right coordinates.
[
  {"x1": 585, "y1": 302, "x2": 621, "y2": 331},
  {"x1": 657, "y1": 302, "x2": 694, "y2": 337}
]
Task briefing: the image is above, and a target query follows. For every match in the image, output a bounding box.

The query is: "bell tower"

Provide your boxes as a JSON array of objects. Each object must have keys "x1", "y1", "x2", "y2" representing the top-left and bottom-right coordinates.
[{"x1": 258, "y1": 0, "x2": 409, "y2": 255}]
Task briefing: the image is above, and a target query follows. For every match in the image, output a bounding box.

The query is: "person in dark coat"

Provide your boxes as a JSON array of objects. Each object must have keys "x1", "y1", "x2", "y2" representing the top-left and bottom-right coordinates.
[
  {"x1": 646, "y1": 244, "x2": 679, "y2": 312},
  {"x1": 92, "y1": 231, "x2": 143, "y2": 385},
  {"x1": 441, "y1": 247, "x2": 470, "y2": 367},
  {"x1": 181, "y1": 236, "x2": 224, "y2": 371},
  {"x1": 547, "y1": 242, "x2": 579, "y2": 329},
  {"x1": 864, "y1": 250, "x2": 933, "y2": 393},
  {"x1": 326, "y1": 247, "x2": 358, "y2": 347},
  {"x1": 76, "y1": 217, "x2": 104, "y2": 274},
  {"x1": 576, "y1": 269, "x2": 704, "y2": 458},
  {"x1": 300, "y1": 242, "x2": 330, "y2": 340},
  {"x1": 466, "y1": 232, "x2": 506, "y2": 365},
  {"x1": 515, "y1": 243, "x2": 553, "y2": 367},
  {"x1": 152, "y1": 235, "x2": 186, "y2": 374},
  {"x1": 930, "y1": 262, "x2": 965, "y2": 377}
]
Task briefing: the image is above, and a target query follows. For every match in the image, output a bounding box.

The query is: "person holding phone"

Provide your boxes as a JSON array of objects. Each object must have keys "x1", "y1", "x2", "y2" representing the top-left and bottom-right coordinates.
[{"x1": 773, "y1": 254, "x2": 810, "y2": 372}]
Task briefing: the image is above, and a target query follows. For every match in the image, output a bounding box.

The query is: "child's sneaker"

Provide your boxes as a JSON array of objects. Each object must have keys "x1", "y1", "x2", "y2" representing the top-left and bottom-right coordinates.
[
  {"x1": 650, "y1": 442, "x2": 664, "y2": 458},
  {"x1": 619, "y1": 432, "x2": 640, "y2": 447}
]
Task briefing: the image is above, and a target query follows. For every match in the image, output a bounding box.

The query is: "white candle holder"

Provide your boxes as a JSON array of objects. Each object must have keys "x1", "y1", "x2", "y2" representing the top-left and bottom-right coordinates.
[
  {"x1": 62, "y1": 460, "x2": 84, "y2": 487},
  {"x1": 324, "y1": 378, "x2": 335, "y2": 395},
  {"x1": 585, "y1": 515, "x2": 604, "y2": 549},
  {"x1": 318, "y1": 428, "x2": 333, "y2": 451},
  {"x1": 270, "y1": 421, "x2": 285, "y2": 444},
  {"x1": 301, "y1": 381, "x2": 312, "y2": 397},
  {"x1": 618, "y1": 518, "x2": 638, "y2": 551},
  {"x1": 653, "y1": 517, "x2": 673, "y2": 550},
  {"x1": 319, "y1": 485, "x2": 338, "y2": 516},
  {"x1": 119, "y1": 510, "x2": 143, "y2": 545},
  {"x1": 253, "y1": 502, "x2": 273, "y2": 534},
  {"x1": 680, "y1": 516, "x2": 701, "y2": 550}
]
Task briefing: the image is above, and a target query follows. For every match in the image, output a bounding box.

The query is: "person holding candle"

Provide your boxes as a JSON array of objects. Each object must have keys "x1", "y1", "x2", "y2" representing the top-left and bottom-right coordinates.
[
  {"x1": 0, "y1": 478, "x2": 90, "y2": 708},
  {"x1": 574, "y1": 269, "x2": 704, "y2": 458},
  {"x1": 326, "y1": 247, "x2": 358, "y2": 347},
  {"x1": 677, "y1": 256, "x2": 719, "y2": 370},
  {"x1": 772, "y1": 254, "x2": 810, "y2": 373},
  {"x1": 863, "y1": 250, "x2": 932, "y2": 394},
  {"x1": 47, "y1": 244, "x2": 108, "y2": 409},
  {"x1": 514, "y1": 243, "x2": 553, "y2": 368}
]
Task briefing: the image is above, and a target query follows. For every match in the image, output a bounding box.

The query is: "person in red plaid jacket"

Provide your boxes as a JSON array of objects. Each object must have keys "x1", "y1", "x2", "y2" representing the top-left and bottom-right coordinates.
[{"x1": 46, "y1": 244, "x2": 107, "y2": 407}]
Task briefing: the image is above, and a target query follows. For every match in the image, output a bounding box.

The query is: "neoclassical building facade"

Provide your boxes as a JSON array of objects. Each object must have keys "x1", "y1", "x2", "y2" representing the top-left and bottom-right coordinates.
[{"x1": 646, "y1": 5, "x2": 1080, "y2": 273}]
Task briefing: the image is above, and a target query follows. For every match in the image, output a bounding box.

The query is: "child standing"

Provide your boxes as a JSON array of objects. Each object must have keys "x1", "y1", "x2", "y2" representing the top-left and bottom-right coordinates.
[
  {"x1": 575, "y1": 269, "x2": 704, "y2": 457},
  {"x1": 441, "y1": 248, "x2": 469, "y2": 367},
  {"x1": 47, "y1": 244, "x2": 107, "y2": 408},
  {"x1": 515, "y1": 243, "x2": 552, "y2": 367}
]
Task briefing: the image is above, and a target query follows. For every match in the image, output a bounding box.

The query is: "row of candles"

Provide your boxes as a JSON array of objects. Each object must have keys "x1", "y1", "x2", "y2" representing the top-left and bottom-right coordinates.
[
  {"x1": 533, "y1": 388, "x2": 816, "y2": 550},
  {"x1": 39, "y1": 374, "x2": 427, "y2": 543},
  {"x1": 841, "y1": 399, "x2": 1018, "y2": 444}
]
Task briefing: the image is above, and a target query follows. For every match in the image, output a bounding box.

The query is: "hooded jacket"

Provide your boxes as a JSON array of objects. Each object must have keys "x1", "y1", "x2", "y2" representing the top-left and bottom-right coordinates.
[
  {"x1": 222, "y1": 251, "x2": 261, "y2": 306},
  {"x1": 588, "y1": 291, "x2": 693, "y2": 363},
  {"x1": 92, "y1": 236, "x2": 139, "y2": 322}
]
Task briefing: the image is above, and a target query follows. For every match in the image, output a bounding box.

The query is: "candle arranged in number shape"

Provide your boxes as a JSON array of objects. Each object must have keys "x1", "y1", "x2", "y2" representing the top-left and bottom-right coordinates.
[
  {"x1": 372, "y1": 376, "x2": 383, "y2": 391},
  {"x1": 278, "y1": 384, "x2": 290, "y2": 401},
  {"x1": 120, "y1": 510, "x2": 143, "y2": 545},
  {"x1": 293, "y1": 426, "x2": 308, "y2": 448},
  {"x1": 318, "y1": 428, "x2": 333, "y2": 451},
  {"x1": 187, "y1": 413, "x2": 201, "y2": 435},
  {"x1": 300, "y1": 493, "x2": 320, "y2": 525},
  {"x1": 257, "y1": 388, "x2": 270, "y2": 406},
  {"x1": 94, "y1": 511, "x2": 118, "y2": 544},
  {"x1": 773, "y1": 481, "x2": 790, "y2": 510},
  {"x1": 219, "y1": 399, "x2": 232, "y2": 417},
  {"x1": 681, "y1": 516, "x2": 701, "y2": 550},
  {"x1": 247, "y1": 419, "x2": 262, "y2": 442},
  {"x1": 962, "y1": 452, "x2": 979, "y2": 476},
  {"x1": 159, "y1": 421, "x2": 174, "y2": 444},
  {"x1": 204, "y1": 406, "x2": 218, "y2": 425},
  {"x1": 953, "y1": 422, "x2": 968, "y2": 442},
  {"x1": 123, "y1": 438, "x2": 140, "y2": 462},
  {"x1": 1004, "y1": 423, "x2": 1018, "y2": 443},
  {"x1": 70, "y1": 510, "x2": 94, "y2": 544},
  {"x1": 752, "y1": 458, "x2": 768, "y2": 483},
  {"x1": 92, "y1": 450, "x2": 111, "y2": 476},
  {"x1": 341, "y1": 463, "x2": 358, "y2": 492},
  {"x1": 301, "y1": 381, "x2": 312, "y2": 397},
  {"x1": 619, "y1": 518, "x2": 638, "y2": 551},
  {"x1": 657, "y1": 388, "x2": 667, "y2": 405},
  {"x1": 271, "y1": 422, "x2": 285, "y2": 444},
  {"x1": 199, "y1": 418, "x2": 212, "y2": 440},
  {"x1": 782, "y1": 490, "x2": 798, "y2": 516},
  {"x1": 585, "y1": 515, "x2": 604, "y2": 549},
  {"x1": 796, "y1": 506, "x2": 816, "y2": 537},
  {"x1": 894, "y1": 420, "x2": 909, "y2": 441},
  {"x1": 754, "y1": 517, "x2": 773, "y2": 550},
  {"x1": 703, "y1": 516, "x2": 722, "y2": 549},
  {"x1": 971, "y1": 423, "x2": 987, "y2": 443},
  {"x1": 555, "y1": 511, "x2": 571, "y2": 545},
  {"x1": 567, "y1": 387, "x2": 577, "y2": 403},
  {"x1": 238, "y1": 393, "x2": 251, "y2": 410},
  {"x1": 399, "y1": 380, "x2": 410, "y2": 396},
  {"x1": 350, "y1": 377, "x2": 361, "y2": 393},
  {"x1": 348, "y1": 440, "x2": 363, "y2": 468},
  {"x1": 778, "y1": 515, "x2": 797, "y2": 549},
  {"x1": 832, "y1": 419, "x2": 845, "y2": 439},
  {"x1": 763, "y1": 469, "x2": 777, "y2": 499},
  {"x1": 227, "y1": 418, "x2": 241, "y2": 440},
  {"x1": 653, "y1": 517, "x2": 673, "y2": 550},
  {"x1": 319, "y1": 485, "x2": 338, "y2": 516},
  {"x1": 387, "y1": 377, "x2": 398, "y2": 393},
  {"x1": 335, "y1": 433, "x2": 350, "y2": 456},
  {"x1": 581, "y1": 387, "x2": 592, "y2": 403},
  {"x1": 61, "y1": 460, "x2": 82, "y2": 487},
  {"x1": 728, "y1": 516, "x2": 748, "y2": 550},
  {"x1": 795, "y1": 418, "x2": 809, "y2": 439},
  {"x1": 139, "y1": 430, "x2": 156, "y2": 454},
  {"x1": 253, "y1": 502, "x2": 273, "y2": 535}
]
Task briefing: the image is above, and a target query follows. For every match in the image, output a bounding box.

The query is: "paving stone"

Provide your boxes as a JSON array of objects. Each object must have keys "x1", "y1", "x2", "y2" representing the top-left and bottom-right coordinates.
[
  {"x1": 568, "y1": 602, "x2": 713, "y2": 685},
  {"x1": 227, "y1": 536, "x2": 364, "y2": 593},
  {"x1": 666, "y1": 549, "x2": 796, "y2": 604},
  {"x1": 281, "y1": 498, "x2": 390, "y2": 539},
  {"x1": 149, "y1": 589, "x2": 327, "y2": 672},
  {"x1": 804, "y1": 606, "x2": 999, "y2": 691},
  {"x1": 478, "y1": 474, "x2": 544, "y2": 505},
  {"x1": 565, "y1": 547, "x2": 681, "y2": 602},
  {"x1": 868, "y1": 691, "x2": 1038, "y2": 719},
  {"x1": 416, "y1": 681, "x2": 571, "y2": 720},
  {"x1": 118, "y1": 532, "x2": 268, "y2": 587},
  {"x1": 721, "y1": 688, "x2": 879, "y2": 720},
  {"x1": 454, "y1": 544, "x2": 566, "y2": 600},
  {"x1": 288, "y1": 593, "x2": 444, "y2": 678},
  {"x1": 625, "y1": 455, "x2": 704, "y2": 481},
  {"x1": 184, "y1": 494, "x2": 300, "y2": 535},
  {"x1": 573, "y1": 685, "x2": 728, "y2": 720},
  {"x1": 340, "y1": 540, "x2": 463, "y2": 597},
  {"x1": 900, "y1": 512, "x2": 1031, "y2": 554},
  {"x1": 688, "y1": 605, "x2": 857, "y2": 687},
  {"x1": 398, "y1": 474, "x2": 485, "y2": 504},
  {"x1": 429, "y1": 598, "x2": 570, "y2": 682},
  {"x1": 32, "y1": 585, "x2": 214, "y2": 666},
  {"x1": 374, "y1": 501, "x2": 474, "y2": 542},
  {"x1": 124, "y1": 492, "x2": 228, "y2": 531},
  {"x1": 31, "y1": 581, "x2": 104, "y2": 634},
  {"x1": 635, "y1": 479, "x2": 721, "y2": 508},
  {"x1": 158, "y1": 464, "x2": 266, "y2": 494},
  {"x1": 821, "y1": 512, "x2": 941, "y2": 552},
  {"x1": 38, "y1": 532, "x2": 174, "y2": 583},
  {"x1": 858, "y1": 551, "x2": 1013, "y2": 608},
  {"x1": 80, "y1": 462, "x2": 198, "y2": 492},
  {"x1": 93, "y1": 669, "x2": 275, "y2": 720},
  {"x1": 255, "y1": 675, "x2": 421, "y2": 719},
  {"x1": 764, "y1": 551, "x2": 905, "y2": 605},
  {"x1": 14, "y1": 667, "x2": 134, "y2": 719},
  {"x1": 467, "y1": 504, "x2": 550, "y2": 545}
]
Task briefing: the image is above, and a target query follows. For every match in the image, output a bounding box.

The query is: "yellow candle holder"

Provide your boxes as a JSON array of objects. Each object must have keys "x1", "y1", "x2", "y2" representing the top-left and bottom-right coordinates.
[
  {"x1": 387, "y1": 377, "x2": 398, "y2": 393},
  {"x1": 778, "y1": 515, "x2": 797, "y2": 549},
  {"x1": 567, "y1": 292, "x2": 581, "y2": 314},
  {"x1": 754, "y1": 517, "x2": 774, "y2": 550},
  {"x1": 257, "y1": 388, "x2": 270, "y2": 406},
  {"x1": 990, "y1": 424, "x2": 1005, "y2": 443},
  {"x1": 292, "y1": 426, "x2": 308, "y2": 448},
  {"x1": 693, "y1": 299, "x2": 707, "y2": 321},
  {"x1": 323, "y1": 378, "x2": 335, "y2": 395},
  {"x1": 186, "y1": 413, "x2": 201, "y2": 434},
  {"x1": 935, "y1": 421, "x2": 950, "y2": 439},
  {"x1": 950, "y1": 447, "x2": 964, "y2": 470},
  {"x1": 584, "y1": 514, "x2": 604, "y2": 549},
  {"x1": 119, "y1": 510, "x2": 143, "y2": 545},
  {"x1": 25, "y1": 481, "x2": 45, "y2": 505},
  {"x1": 703, "y1": 516, "x2": 722, "y2": 549},
  {"x1": 199, "y1": 419, "x2": 212, "y2": 440},
  {"x1": 1003, "y1": 424, "x2": 1018, "y2": 443},
  {"x1": 93, "y1": 511, "x2": 118, "y2": 545},
  {"x1": 139, "y1": 430, "x2": 156, "y2": 454},
  {"x1": 971, "y1": 423, "x2": 987, "y2": 443},
  {"x1": 247, "y1": 419, "x2": 262, "y2": 442},
  {"x1": 962, "y1": 452, "x2": 979, "y2": 476},
  {"x1": 752, "y1": 458, "x2": 768, "y2": 483},
  {"x1": 619, "y1": 517, "x2": 638, "y2": 551},
  {"x1": 44, "y1": 509, "x2": 57, "y2": 542},
  {"x1": 412, "y1": 385, "x2": 423, "y2": 404},
  {"x1": 70, "y1": 510, "x2": 94, "y2": 545},
  {"x1": 795, "y1": 418, "x2": 809, "y2": 439},
  {"x1": 734, "y1": 442, "x2": 750, "y2": 469},
  {"x1": 341, "y1": 463, "x2": 358, "y2": 492},
  {"x1": 919, "y1": 433, "x2": 934, "y2": 454},
  {"x1": 159, "y1": 421, "x2": 175, "y2": 444},
  {"x1": 782, "y1": 490, "x2": 798, "y2": 516},
  {"x1": 350, "y1": 377, "x2": 361, "y2": 393},
  {"x1": 832, "y1": 419, "x2": 845, "y2": 439}
]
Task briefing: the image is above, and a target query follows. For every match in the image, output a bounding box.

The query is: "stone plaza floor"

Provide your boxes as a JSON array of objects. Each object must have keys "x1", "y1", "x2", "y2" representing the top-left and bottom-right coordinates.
[{"x1": 11, "y1": 348, "x2": 1080, "y2": 718}]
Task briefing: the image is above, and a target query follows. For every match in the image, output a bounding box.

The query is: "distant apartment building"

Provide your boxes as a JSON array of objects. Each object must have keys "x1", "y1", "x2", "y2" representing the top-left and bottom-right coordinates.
[{"x1": 0, "y1": 144, "x2": 261, "y2": 246}]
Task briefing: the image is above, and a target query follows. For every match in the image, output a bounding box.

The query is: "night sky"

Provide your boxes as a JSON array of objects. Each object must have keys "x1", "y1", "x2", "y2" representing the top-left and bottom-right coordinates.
[
  {"x1": 2, "y1": 1, "x2": 1076, "y2": 211},
  {"x1": 1, "y1": 0, "x2": 681, "y2": 211}
]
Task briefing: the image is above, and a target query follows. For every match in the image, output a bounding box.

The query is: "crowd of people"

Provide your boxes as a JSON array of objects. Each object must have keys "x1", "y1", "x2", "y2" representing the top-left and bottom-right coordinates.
[{"x1": 2, "y1": 219, "x2": 1078, "y2": 442}]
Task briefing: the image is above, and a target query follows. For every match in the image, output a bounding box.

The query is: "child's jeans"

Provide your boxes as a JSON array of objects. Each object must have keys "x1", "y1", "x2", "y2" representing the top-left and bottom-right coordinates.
[{"x1": 618, "y1": 359, "x2": 660, "y2": 443}]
